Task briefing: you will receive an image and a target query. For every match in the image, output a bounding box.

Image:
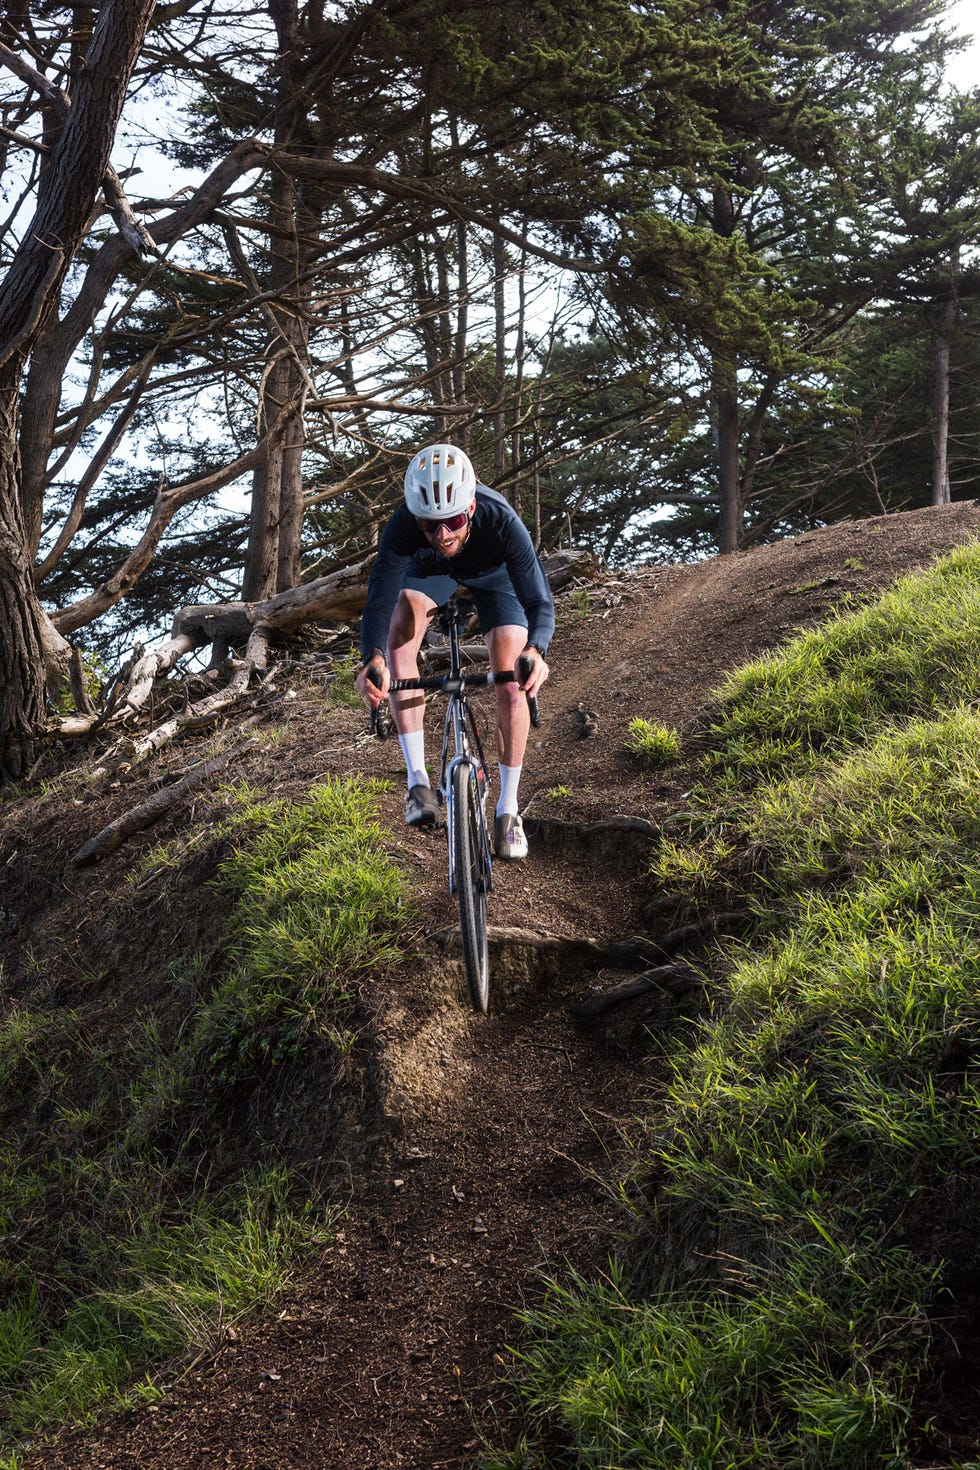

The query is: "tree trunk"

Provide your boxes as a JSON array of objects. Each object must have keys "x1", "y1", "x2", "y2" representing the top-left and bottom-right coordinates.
[
  {"x1": 242, "y1": 0, "x2": 313, "y2": 600},
  {"x1": 493, "y1": 231, "x2": 507, "y2": 481},
  {"x1": 511, "y1": 230, "x2": 529, "y2": 517},
  {"x1": 244, "y1": 355, "x2": 288, "y2": 601},
  {"x1": 932, "y1": 326, "x2": 952, "y2": 506},
  {"x1": 453, "y1": 214, "x2": 469, "y2": 414},
  {"x1": 710, "y1": 186, "x2": 743, "y2": 554},
  {"x1": 932, "y1": 252, "x2": 958, "y2": 507},
  {"x1": 276, "y1": 400, "x2": 307, "y2": 590},
  {"x1": 0, "y1": 0, "x2": 154, "y2": 781},
  {"x1": 0, "y1": 384, "x2": 48, "y2": 780},
  {"x1": 0, "y1": 2, "x2": 153, "y2": 365},
  {"x1": 713, "y1": 357, "x2": 742, "y2": 553},
  {"x1": 406, "y1": 237, "x2": 447, "y2": 436}
]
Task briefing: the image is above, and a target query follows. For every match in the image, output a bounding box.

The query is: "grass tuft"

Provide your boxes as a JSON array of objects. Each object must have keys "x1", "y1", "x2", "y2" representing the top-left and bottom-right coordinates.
[
  {"x1": 626, "y1": 717, "x2": 682, "y2": 765},
  {"x1": 199, "y1": 778, "x2": 407, "y2": 1082}
]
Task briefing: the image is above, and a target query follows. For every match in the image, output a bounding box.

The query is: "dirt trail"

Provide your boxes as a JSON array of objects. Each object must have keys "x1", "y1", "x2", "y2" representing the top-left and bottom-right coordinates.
[
  {"x1": 27, "y1": 1005, "x2": 639, "y2": 1470},
  {"x1": 18, "y1": 502, "x2": 980, "y2": 1470}
]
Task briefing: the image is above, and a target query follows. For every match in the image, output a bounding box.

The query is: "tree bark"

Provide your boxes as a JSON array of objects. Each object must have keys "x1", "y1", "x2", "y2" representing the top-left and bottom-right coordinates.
[
  {"x1": 932, "y1": 325, "x2": 952, "y2": 506},
  {"x1": 0, "y1": 389, "x2": 50, "y2": 780},
  {"x1": 714, "y1": 357, "x2": 742, "y2": 553},
  {"x1": 0, "y1": 0, "x2": 154, "y2": 780},
  {"x1": 244, "y1": 352, "x2": 290, "y2": 600},
  {"x1": 493, "y1": 230, "x2": 507, "y2": 480},
  {"x1": 511, "y1": 229, "x2": 529, "y2": 517},
  {"x1": 243, "y1": 0, "x2": 324, "y2": 599},
  {"x1": 932, "y1": 252, "x2": 959, "y2": 508}
]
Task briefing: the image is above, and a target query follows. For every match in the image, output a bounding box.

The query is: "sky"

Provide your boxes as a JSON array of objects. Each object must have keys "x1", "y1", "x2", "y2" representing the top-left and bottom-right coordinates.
[{"x1": 945, "y1": 0, "x2": 979, "y2": 87}]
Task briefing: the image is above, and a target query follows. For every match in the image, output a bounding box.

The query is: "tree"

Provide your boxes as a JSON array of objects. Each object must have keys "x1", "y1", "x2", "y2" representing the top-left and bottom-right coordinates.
[
  {"x1": 860, "y1": 84, "x2": 980, "y2": 505},
  {"x1": 8, "y1": 0, "x2": 975, "y2": 779},
  {"x1": 0, "y1": 0, "x2": 156, "y2": 780}
]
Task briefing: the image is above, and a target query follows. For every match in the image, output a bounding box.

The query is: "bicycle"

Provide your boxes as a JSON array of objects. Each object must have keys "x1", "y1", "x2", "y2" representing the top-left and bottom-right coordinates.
[{"x1": 369, "y1": 595, "x2": 539, "y2": 1013}]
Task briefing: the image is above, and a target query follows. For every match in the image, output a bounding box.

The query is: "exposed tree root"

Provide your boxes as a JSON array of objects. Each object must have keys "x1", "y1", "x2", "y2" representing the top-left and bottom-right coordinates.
[
  {"x1": 523, "y1": 813, "x2": 661, "y2": 867},
  {"x1": 569, "y1": 963, "x2": 695, "y2": 1016},
  {"x1": 428, "y1": 903, "x2": 751, "y2": 1016},
  {"x1": 657, "y1": 910, "x2": 751, "y2": 951},
  {"x1": 429, "y1": 925, "x2": 668, "y2": 966}
]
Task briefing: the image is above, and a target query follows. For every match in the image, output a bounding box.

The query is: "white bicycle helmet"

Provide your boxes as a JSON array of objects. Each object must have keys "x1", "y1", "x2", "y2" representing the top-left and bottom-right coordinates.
[{"x1": 403, "y1": 444, "x2": 476, "y2": 519}]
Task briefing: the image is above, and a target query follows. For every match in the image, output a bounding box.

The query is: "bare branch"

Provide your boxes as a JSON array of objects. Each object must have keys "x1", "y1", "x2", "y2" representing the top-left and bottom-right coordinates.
[
  {"x1": 70, "y1": 742, "x2": 254, "y2": 865},
  {"x1": 280, "y1": 155, "x2": 619, "y2": 273},
  {"x1": 51, "y1": 408, "x2": 292, "y2": 636},
  {"x1": 36, "y1": 353, "x2": 157, "y2": 582},
  {"x1": 102, "y1": 165, "x2": 160, "y2": 256},
  {"x1": 0, "y1": 40, "x2": 70, "y2": 119}
]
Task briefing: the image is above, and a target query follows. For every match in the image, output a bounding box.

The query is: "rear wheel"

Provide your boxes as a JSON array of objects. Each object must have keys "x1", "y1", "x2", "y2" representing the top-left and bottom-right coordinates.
[{"x1": 451, "y1": 761, "x2": 490, "y2": 1012}]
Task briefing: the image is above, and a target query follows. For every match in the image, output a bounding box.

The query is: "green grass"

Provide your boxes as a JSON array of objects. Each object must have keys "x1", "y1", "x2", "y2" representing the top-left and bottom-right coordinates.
[
  {"x1": 492, "y1": 539, "x2": 980, "y2": 1470},
  {"x1": 0, "y1": 777, "x2": 409, "y2": 1446},
  {"x1": 199, "y1": 777, "x2": 406, "y2": 1081},
  {"x1": 626, "y1": 717, "x2": 682, "y2": 765},
  {"x1": 705, "y1": 539, "x2": 980, "y2": 784}
]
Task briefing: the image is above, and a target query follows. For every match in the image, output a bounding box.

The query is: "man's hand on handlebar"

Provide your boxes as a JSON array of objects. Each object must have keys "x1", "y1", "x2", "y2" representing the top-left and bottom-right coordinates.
[
  {"x1": 355, "y1": 651, "x2": 389, "y2": 708},
  {"x1": 517, "y1": 645, "x2": 549, "y2": 699}
]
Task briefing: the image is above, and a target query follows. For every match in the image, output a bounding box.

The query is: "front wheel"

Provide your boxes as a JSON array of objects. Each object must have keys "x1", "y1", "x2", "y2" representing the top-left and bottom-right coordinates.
[{"x1": 451, "y1": 760, "x2": 490, "y2": 1012}]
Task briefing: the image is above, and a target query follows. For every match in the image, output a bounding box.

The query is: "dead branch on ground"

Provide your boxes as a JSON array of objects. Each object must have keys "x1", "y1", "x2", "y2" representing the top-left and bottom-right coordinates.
[{"x1": 70, "y1": 741, "x2": 255, "y2": 866}]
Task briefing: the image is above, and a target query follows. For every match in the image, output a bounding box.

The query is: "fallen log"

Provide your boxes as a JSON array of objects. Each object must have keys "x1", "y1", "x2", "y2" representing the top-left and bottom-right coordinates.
[
  {"x1": 170, "y1": 548, "x2": 597, "y2": 649},
  {"x1": 51, "y1": 547, "x2": 599, "y2": 747}
]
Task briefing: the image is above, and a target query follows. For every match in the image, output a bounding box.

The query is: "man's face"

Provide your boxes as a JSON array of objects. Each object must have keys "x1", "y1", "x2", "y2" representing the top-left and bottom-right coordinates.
[{"x1": 417, "y1": 501, "x2": 475, "y2": 558}]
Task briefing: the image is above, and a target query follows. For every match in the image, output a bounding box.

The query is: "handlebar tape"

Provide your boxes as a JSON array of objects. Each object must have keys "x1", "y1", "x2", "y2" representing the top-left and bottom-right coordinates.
[{"x1": 365, "y1": 662, "x2": 388, "y2": 737}]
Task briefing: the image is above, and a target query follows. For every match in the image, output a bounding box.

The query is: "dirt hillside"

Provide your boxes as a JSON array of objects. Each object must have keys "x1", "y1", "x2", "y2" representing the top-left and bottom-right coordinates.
[{"x1": 9, "y1": 500, "x2": 980, "y2": 1470}]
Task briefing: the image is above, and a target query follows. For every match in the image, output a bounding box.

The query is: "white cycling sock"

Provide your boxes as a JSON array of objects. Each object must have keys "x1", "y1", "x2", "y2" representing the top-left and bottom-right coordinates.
[
  {"x1": 496, "y1": 762, "x2": 522, "y2": 817},
  {"x1": 398, "y1": 730, "x2": 429, "y2": 790}
]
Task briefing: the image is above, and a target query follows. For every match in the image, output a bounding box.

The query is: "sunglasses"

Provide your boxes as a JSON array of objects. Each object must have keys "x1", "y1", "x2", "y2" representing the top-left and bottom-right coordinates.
[{"x1": 418, "y1": 511, "x2": 469, "y2": 535}]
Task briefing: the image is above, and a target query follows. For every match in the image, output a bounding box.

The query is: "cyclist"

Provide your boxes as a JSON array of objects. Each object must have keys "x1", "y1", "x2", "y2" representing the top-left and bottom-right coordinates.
[{"x1": 355, "y1": 443, "x2": 554, "y2": 860}]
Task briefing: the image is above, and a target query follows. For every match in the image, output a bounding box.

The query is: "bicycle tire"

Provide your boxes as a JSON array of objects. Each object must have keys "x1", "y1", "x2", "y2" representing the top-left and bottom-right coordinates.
[{"x1": 451, "y1": 760, "x2": 490, "y2": 1012}]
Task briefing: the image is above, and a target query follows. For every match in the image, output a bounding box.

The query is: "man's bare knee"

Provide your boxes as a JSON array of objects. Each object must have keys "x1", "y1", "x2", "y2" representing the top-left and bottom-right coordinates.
[{"x1": 389, "y1": 591, "x2": 433, "y2": 656}]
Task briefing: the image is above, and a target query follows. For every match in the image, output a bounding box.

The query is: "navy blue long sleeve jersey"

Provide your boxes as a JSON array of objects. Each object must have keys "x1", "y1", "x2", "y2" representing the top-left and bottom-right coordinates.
[{"x1": 359, "y1": 484, "x2": 555, "y2": 660}]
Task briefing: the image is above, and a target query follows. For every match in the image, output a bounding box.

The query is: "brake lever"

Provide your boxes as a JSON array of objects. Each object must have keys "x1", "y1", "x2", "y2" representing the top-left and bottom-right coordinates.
[
  {"x1": 366, "y1": 664, "x2": 392, "y2": 739},
  {"x1": 516, "y1": 655, "x2": 542, "y2": 728}
]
